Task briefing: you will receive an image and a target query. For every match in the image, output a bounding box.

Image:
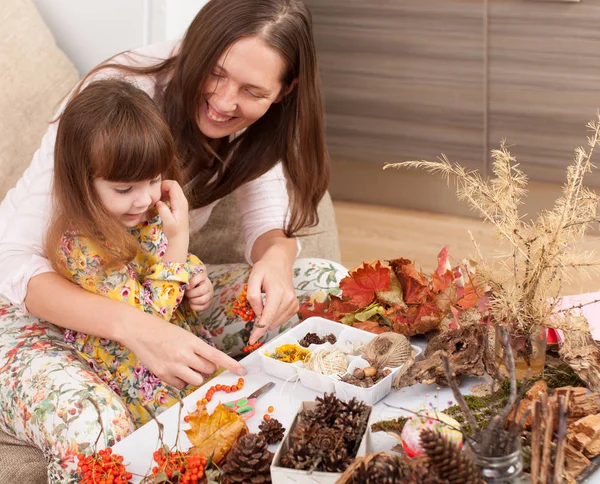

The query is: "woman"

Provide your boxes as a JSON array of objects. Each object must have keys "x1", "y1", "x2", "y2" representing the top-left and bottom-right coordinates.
[{"x1": 0, "y1": 0, "x2": 346, "y2": 481}]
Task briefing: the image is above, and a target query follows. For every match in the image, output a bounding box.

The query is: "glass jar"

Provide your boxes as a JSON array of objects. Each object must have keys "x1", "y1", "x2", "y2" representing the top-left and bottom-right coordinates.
[
  {"x1": 472, "y1": 445, "x2": 523, "y2": 483},
  {"x1": 495, "y1": 325, "x2": 547, "y2": 380}
]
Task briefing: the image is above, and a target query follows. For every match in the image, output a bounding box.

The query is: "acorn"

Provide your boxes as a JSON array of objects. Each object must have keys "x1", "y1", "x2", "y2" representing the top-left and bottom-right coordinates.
[
  {"x1": 363, "y1": 366, "x2": 377, "y2": 377},
  {"x1": 353, "y1": 368, "x2": 366, "y2": 380}
]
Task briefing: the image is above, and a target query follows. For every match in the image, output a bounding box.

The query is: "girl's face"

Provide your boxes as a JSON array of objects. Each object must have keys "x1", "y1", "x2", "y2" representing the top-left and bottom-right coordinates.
[
  {"x1": 93, "y1": 177, "x2": 162, "y2": 228},
  {"x1": 198, "y1": 36, "x2": 288, "y2": 140}
]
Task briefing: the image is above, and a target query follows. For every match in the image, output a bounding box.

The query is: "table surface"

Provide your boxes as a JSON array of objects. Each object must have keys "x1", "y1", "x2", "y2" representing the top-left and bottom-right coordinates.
[{"x1": 113, "y1": 335, "x2": 600, "y2": 483}]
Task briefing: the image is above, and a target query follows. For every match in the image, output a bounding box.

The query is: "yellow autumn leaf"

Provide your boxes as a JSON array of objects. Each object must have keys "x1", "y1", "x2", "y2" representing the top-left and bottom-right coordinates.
[{"x1": 184, "y1": 402, "x2": 248, "y2": 464}]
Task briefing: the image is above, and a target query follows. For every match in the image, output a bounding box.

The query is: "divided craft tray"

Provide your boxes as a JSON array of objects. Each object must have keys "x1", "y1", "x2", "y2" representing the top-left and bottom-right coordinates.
[{"x1": 259, "y1": 317, "x2": 421, "y2": 405}]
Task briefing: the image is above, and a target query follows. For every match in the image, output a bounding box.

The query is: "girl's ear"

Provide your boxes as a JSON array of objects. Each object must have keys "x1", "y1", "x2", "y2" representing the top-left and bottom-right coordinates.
[{"x1": 275, "y1": 78, "x2": 298, "y2": 103}]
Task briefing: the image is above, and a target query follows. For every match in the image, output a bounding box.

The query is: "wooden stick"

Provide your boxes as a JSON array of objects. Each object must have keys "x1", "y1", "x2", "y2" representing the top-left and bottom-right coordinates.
[
  {"x1": 553, "y1": 392, "x2": 571, "y2": 484},
  {"x1": 540, "y1": 393, "x2": 554, "y2": 484},
  {"x1": 442, "y1": 356, "x2": 480, "y2": 440},
  {"x1": 530, "y1": 398, "x2": 542, "y2": 483}
]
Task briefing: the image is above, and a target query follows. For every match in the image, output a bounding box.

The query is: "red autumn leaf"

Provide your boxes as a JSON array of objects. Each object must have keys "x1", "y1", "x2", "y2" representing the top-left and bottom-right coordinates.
[
  {"x1": 298, "y1": 300, "x2": 334, "y2": 321},
  {"x1": 328, "y1": 295, "x2": 359, "y2": 321},
  {"x1": 339, "y1": 262, "x2": 391, "y2": 307},
  {"x1": 389, "y1": 258, "x2": 431, "y2": 305},
  {"x1": 352, "y1": 320, "x2": 389, "y2": 335},
  {"x1": 432, "y1": 247, "x2": 455, "y2": 292},
  {"x1": 456, "y1": 281, "x2": 485, "y2": 310}
]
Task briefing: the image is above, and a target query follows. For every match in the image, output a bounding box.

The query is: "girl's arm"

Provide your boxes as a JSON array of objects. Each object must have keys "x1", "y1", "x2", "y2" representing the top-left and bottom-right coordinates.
[
  {"x1": 25, "y1": 272, "x2": 245, "y2": 387},
  {"x1": 61, "y1": 229, "x2": 200, "y2": 321}
]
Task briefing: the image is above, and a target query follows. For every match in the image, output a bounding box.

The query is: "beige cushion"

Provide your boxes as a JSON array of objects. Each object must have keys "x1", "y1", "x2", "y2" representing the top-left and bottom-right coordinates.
[
  {"x1": 191, "y1": 190, "x2": 341, "y2": 264},
  {"x1": 0, "y1": 430, "x2": 47, "y2": 483},
  {"x1": 0, "y1": 0, "x2": 80, "y2": 200}
]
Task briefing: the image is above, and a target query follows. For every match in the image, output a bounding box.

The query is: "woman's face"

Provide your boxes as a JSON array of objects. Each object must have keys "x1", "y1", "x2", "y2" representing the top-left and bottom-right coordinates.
[{"x1": 198, "y1": 36, "x2": 288, "y2": 140}]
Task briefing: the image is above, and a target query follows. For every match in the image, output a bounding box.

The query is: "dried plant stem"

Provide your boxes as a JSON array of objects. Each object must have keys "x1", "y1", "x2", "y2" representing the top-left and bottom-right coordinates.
[
  {"x1": 87, "y1": 397, "x2": 105, "y2": 451},
  {"x1": 442, "y1": 356, "x2": 479, "y2": 440},
  {"x1": 553, "y1": 392, "x2": 571, "y2": 484},
  {"x1": 530, "y1": 399, "x2": 543, "y2": 483},
  {"x1": 540, "y1": 393, "x2": 554, "y2": 484}
]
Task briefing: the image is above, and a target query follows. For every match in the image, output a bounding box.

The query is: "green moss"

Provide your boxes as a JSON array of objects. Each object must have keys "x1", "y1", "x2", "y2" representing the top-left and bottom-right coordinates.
[
  {"x1": 371, "y1": 416, "x2": 409, "y2": 434},
  {"x1": 536, "y1": 363, "x2": 586, "y2": 389}
]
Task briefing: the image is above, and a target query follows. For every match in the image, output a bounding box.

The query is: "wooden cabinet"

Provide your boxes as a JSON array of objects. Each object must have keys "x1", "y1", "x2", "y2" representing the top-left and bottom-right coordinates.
[
  {"x1": 488, "y1": 0, "x2": 600, "y2": 186},
  {"x1": 306, "y1": 0, "x2": 486, "y2": 171},
  {"x1": 308, "y1": 0, "x2": 600, "y2": 211}
]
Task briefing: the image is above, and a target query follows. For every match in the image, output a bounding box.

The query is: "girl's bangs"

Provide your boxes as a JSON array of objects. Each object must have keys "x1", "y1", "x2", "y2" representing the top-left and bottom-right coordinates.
[{"x1": 90, "y1": 121, "x2": 173, "y2": 182}]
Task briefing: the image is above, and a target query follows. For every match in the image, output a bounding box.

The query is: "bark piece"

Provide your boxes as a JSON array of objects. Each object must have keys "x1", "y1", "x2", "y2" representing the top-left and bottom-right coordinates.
[
  {"x1": 394, "y1": 325, "x2": 488, "y2": 388},
  {"x1": 568, "y1": 414, "x2": 600, "y2": 458},
  {"x1": 559, "y1": 324, "x2": 600, "y2": 392}
]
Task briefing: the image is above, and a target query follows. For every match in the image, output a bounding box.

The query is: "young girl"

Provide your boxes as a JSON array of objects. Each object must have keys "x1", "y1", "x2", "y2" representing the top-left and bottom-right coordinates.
[{"x1": 45, "y1": 79, "x2": 214, "y2": 426}]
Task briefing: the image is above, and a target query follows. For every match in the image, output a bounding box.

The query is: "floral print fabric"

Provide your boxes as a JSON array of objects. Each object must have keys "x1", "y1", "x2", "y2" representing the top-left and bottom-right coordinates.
[
  {"x1": 0, "y1": 258, "x2": 346, "y2": 483},
  {"x1": 59, "y1": 211, "x2": 208, "y2": 427}
]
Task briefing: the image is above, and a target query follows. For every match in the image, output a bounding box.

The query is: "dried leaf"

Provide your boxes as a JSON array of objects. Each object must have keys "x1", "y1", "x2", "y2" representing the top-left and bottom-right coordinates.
[
  {"x1": 353, "y1": 320, "x2": 390, "y2": 334},
  {"x1": 389, "y1": 258, "x2": 431, "y2": 305},
  {"x1": 339, "y1": 262, "x2": 391, "y2": 307},
  {"x1": 185, "y1": 402, "x2": 248, "y2": 464},
  {"x1": 432, "y1": 247, "x2": 455, "y2": 292}
]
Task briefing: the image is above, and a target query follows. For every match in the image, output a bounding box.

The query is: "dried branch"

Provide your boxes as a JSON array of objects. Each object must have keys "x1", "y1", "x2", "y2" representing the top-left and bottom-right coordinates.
[{"x1": 442, "y1": 356, "x2": 480, "y2": 440}]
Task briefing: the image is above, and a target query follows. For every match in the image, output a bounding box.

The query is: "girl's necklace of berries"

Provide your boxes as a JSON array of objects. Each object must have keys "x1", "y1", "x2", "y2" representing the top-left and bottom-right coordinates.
[
  {"x1": 150, "y1": 448, "x2": 207, "y2": 484},
  {"x1": 184, "y1": 378, "x2": 245, "y2": 406}
]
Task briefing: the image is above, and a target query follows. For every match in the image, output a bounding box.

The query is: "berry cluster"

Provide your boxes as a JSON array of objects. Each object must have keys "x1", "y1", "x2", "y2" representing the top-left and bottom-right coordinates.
[
  {"x1": 188, "y1": 378, "x2": 245, "y2": 406},
  {"x1": 232, "y1": 284, "x2": 256, "y2": 322},
  {"x1": 76, "y1": 448, "x2": 132, "y2": 484},
  {"x1": 151, "y1": 449, "x2": 207, "y2": 483},
  {"x1": 242, "y1": 341, "x2": 264, "y2": 353}
]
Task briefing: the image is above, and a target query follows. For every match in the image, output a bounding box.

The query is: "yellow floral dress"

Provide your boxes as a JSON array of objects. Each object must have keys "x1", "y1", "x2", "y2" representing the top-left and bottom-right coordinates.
[{"x1": 58, "y1": 210, "x2": 209, "y2": 426}]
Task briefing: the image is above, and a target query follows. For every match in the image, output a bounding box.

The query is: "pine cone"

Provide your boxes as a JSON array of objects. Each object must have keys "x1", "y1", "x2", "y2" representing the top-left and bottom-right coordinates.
[
  {"x1": 259, "y1": 418, "x2": 285, "y2": 444},
  {"x1": 420, "y1": 429, "x2": 480, "y2": 484},
  {"x1": 341, "y1": 453, "x2": 445, "y2": 484},
  {"x1": 221, "y1": 433, "x2": 273, "y2": 484},
  {"x1": 311, "y1": 393, "x2": 343, "y2": 425},
  {"x1": 299, "y1": 332, "x2": 322, "y2": 347}
]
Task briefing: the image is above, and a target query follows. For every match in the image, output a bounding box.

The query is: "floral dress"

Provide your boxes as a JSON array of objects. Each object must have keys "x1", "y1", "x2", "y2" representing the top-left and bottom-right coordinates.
[{"x1": 58, "y1": 210, "x2": 210, "y2": 427}]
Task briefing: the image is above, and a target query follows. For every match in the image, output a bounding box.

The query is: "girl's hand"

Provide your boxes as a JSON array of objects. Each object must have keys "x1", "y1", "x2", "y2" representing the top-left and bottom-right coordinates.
[
  {"x1": 156, "y1": 180, "x2": 189, "y2": 242},
  {"x1": 186, "y1": 271, "x2": 214, "y2": 312},
  {"x1": 120, "y1": 312, "x2": 245, "y2": 388},
  {"x1": 246, "y1": 252, "x2": 299, "y2": 345}
]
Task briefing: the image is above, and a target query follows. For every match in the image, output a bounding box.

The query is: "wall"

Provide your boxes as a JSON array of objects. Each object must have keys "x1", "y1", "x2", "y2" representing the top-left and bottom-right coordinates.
[{"x1": 32, "y1": 0, "x2": 208, "y2": 75}]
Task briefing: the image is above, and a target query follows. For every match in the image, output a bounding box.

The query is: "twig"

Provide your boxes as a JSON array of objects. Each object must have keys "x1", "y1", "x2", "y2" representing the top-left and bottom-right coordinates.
[
  {"x1": 553, "y1": 392, "x2": 571, "y2": 484},
  {"x1": 87, "y1": 397, "x2": 105, "y2": 451},
  {"x1": 555, "y1": 298, "x2": 600, "y2": 313},
  {"x1": 442, "y1": 356, "x2": 480, "y2": 441},
  {"x1": 540, "y1": 393, "x2": 554, "y2": 484},
  {"x1": 530, "y1": 398, "x2": 542, "y2": 483}
]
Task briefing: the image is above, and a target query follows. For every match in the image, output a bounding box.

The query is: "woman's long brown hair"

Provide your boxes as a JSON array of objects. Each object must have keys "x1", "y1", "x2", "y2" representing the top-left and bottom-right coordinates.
[
  {"x1": 46, "y1": 80, "x2": 178, "y2": 272},
  {"x1": 78, "y1": 0, "x2": 330, "y2": 237}
]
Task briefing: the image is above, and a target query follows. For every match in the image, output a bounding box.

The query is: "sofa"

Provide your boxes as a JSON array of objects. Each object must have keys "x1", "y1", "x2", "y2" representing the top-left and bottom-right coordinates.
[{"x1": 0, "y1": 0, "x2": 340, "y2": 481}]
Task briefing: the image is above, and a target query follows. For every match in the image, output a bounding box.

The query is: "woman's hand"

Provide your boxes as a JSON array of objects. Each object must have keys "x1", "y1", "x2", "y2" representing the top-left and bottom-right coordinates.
[
  {"x1": 186, "y1": 271, "x2": 214, "y2": 312},
  {"x1": 157, "y1": 180, "x2": 189, "y2": 263},
  {"x1": 246, "y1": 230, "x2": 299, "y2": 345}
]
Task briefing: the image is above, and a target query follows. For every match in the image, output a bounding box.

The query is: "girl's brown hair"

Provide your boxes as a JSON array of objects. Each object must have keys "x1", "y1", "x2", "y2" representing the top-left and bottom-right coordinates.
[
  {"x1": 46, "y1": 79, "x2": 178, "y2": 271},
  {"x1": 81, "y1": 0, "x2": 330, "y2": 237}
]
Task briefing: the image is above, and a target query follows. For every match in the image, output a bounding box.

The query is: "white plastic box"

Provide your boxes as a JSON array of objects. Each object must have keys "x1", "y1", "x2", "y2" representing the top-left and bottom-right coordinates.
[
  {"x1": 259, "y1": 317, "x2": 421, "y2": 406},
  {"x1": 270, "y1": 400, "x2": 372, "y2": 484}
]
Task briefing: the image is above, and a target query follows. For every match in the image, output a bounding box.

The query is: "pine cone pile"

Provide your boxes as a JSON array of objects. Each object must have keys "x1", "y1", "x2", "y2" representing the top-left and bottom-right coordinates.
[
  {"x1": 339, "y1": 452, "x2": 447, "y2": 484},
  {"x1": 420, "y1": 429, "x2": 480, "y2": 484},
  {"x1": 280, "y1": 393, "x2": 370, "y2": 473},
  {"x1": 221, "y1": 433, "x2": 273, "y2": 484},
  {"x1": 259, "y1": 418, "x2": 285, "y2": 444}
]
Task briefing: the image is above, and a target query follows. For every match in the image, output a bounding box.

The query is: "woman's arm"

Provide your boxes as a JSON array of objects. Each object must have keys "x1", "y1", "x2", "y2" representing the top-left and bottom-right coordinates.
[
  {"x1": 25, "y1": 272, "x2": 245, "y2": 386},
  {"x1": 247, "y1": 229, "x2": 299, "y2": 344}
]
